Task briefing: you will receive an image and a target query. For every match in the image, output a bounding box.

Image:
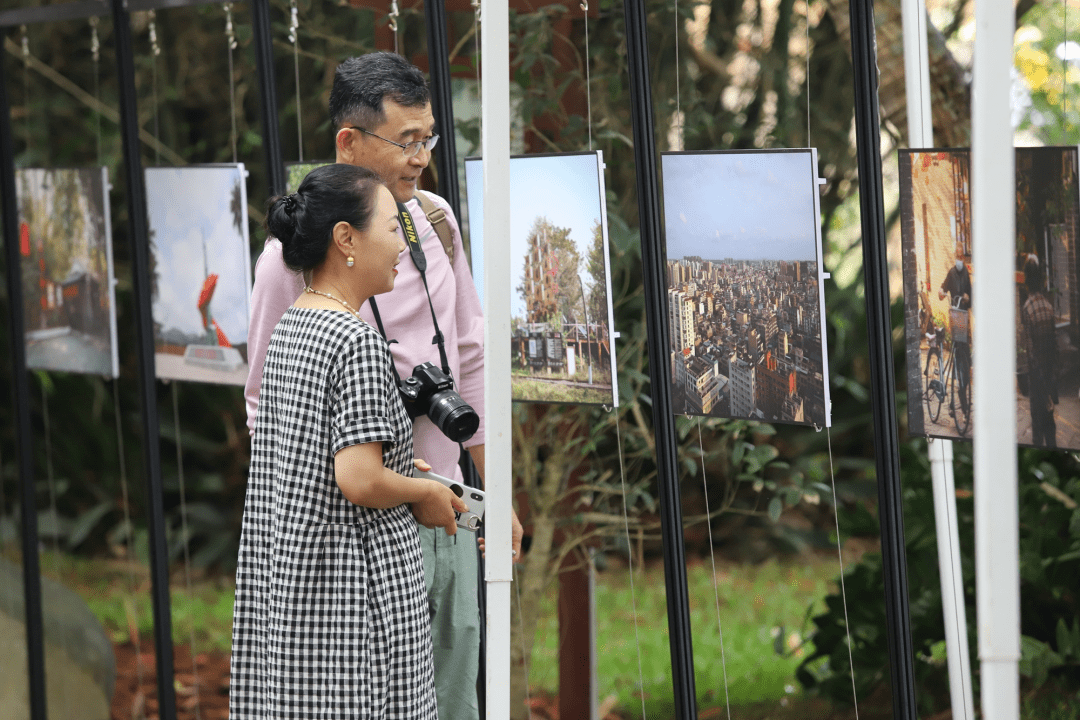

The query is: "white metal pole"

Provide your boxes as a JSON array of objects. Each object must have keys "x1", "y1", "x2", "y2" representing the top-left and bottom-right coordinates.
[
  {"x1": 481, "y1": 0, "x2": 513, "y2": 718},
  {"x1": 900, "y1": 2, "x2": 975, "y2": 717},
  {"x1": 972, "y1": 4, "x2": 1020, "y2": 720}
]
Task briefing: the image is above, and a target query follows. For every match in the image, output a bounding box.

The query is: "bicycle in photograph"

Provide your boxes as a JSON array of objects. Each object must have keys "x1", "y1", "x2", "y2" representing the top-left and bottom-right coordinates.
[{"x1": 923, "y1": 294, "x2": 972, "y2": 437}]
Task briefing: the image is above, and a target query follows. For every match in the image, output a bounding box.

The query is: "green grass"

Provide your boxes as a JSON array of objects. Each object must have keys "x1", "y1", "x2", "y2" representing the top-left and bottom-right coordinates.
[{"x1": 527, "y1": 557, "x2": 840, "y2": 718}]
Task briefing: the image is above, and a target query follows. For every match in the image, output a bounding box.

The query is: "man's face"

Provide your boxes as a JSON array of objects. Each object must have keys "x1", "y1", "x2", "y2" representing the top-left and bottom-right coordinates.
[{"x1": 342, "y1": 100, "x2": 435, "y2": 204}]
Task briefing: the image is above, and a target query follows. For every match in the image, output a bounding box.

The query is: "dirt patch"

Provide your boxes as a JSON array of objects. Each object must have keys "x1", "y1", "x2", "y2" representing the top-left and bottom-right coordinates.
[{"x1": 111, "y1": 641, "x2": 230, "y2": 720}]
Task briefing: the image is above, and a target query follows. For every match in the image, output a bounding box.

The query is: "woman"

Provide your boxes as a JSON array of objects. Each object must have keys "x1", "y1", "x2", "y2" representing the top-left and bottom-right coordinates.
[{"x1": 230, "y1": 164, "x2": 465, "y2": 719}]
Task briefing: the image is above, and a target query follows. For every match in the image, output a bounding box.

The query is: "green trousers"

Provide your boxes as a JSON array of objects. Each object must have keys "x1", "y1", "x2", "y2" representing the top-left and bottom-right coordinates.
[{"x1": 419, "y1": 525, "x2": 481, "y2": 720}]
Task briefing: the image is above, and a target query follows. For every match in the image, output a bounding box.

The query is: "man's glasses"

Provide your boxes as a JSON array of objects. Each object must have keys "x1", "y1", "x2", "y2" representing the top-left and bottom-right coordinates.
[{"x1": 348, "y1": 127, "x2": 439, "y2": 158}]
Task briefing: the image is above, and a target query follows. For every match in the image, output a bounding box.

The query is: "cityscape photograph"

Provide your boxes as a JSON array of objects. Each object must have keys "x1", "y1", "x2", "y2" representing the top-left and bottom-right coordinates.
[{"x1": 661, "y1": 150, "x2": 829, "y2": 427}]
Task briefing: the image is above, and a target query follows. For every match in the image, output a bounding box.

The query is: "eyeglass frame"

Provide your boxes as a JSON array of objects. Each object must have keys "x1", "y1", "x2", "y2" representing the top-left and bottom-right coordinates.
[{"x1": 347, "y1": 126, "x2": 439, "y2": 158}]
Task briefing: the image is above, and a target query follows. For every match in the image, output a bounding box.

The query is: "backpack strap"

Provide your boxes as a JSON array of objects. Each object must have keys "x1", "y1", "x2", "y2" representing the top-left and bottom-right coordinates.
[{"x1": 415, "y1": 192, "x2": 454, "y2": 266}]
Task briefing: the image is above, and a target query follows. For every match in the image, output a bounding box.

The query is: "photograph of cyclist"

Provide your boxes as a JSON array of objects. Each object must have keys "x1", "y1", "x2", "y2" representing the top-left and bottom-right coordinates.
[{"x1": 900, "y1": 147, "x2": 1080, "y2": 450}]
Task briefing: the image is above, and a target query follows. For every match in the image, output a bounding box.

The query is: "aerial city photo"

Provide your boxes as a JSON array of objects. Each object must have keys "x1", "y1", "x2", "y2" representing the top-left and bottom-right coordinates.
[{"x1": 662, "y1": 151, "x2": 829, "y2": 427}]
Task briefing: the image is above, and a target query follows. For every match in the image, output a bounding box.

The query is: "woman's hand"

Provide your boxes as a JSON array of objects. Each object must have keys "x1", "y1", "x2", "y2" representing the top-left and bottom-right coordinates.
[
  {"x1": 413, "y1": 458, "x2": 432, "y2": 473},
  {"x1": 412, "y1": 481, "x2": 467, "y2": 536}
]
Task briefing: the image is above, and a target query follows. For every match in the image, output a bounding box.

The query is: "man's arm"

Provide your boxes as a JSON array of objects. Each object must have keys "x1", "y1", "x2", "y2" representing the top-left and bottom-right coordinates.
[
  {"x1": 244, "y1": 239, "x2": 306, "y2": 435},
  {"x1": 468, "y1": 444, "x2": 524, "y2": 561}
]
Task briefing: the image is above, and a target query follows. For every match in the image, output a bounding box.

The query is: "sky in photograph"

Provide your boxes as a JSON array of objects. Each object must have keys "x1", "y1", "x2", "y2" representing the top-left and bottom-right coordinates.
[
  {"x1": 146, "y1": 166, "x2": 251, "y2": 344},
  {"x1": 662, "y1": 151, "x2": 819, "y2": 262},
  {"x1": 465, "y1": 153, "x2": 604, "y2": 318}
]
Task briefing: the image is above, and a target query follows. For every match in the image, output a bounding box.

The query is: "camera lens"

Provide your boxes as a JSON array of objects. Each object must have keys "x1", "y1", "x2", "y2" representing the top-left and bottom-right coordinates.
[{"x1": 427, "y1": 391, "x2": 479, "y2": 443}]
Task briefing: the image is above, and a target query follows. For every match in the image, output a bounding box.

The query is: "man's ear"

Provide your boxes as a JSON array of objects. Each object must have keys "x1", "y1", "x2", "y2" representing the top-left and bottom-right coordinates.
[{"x1": 336, "y1": 127, "x2": 357, "y2": 164}]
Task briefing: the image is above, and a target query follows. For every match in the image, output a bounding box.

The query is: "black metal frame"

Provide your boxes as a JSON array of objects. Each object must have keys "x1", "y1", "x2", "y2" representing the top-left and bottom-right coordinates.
[
  {"x1": 0, "y1": 58, "x2": 48, "y2": 720},
  {"x1": 620, "y1": 0, "x2": 698, "y2": 717},
  {"x1": 424, "y1": 0, "x2": 461, "y2": 220},
  {"x1": 848, "y1": 2, "x2": 918, "y2": 719}
]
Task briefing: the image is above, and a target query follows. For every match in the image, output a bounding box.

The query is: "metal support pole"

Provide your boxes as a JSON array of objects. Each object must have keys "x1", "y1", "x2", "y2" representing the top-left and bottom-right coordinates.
[
  {"x1": 252, "y1": 0, "x2": 285, "y2": 197},
  {"x1": 847, "y1": 2, "x2": 918, "y2": 719},
  {"x1": 972, "y1": 3, "x2": 1019, "y2": 719},
  {"x1": 621, "y1": 0, "x2": 698, "y2": 716},
  {"x1": 481, "y1": 0, "x2": 511, "y2": 717},
  {"x1": 109, "y1": 2, "x2": 178, "y2": 717},
  {"x1": 900, "y1": 1, "x2": 975, "y2": 716},
  {"x1": 0, "y1": 54, "x2": 48, "y2": 720},
  {"x1": 424, "y1": 0, "x2": 461, "y2": 220}
]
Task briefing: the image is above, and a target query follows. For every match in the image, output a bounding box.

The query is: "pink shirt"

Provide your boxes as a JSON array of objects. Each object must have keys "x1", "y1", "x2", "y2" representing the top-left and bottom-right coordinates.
[{"x1": 244, "y1": 191, "x2": 485, "y2": 484}]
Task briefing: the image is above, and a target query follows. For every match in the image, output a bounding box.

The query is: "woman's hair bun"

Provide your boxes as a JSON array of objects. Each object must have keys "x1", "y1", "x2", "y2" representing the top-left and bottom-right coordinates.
[{"x1": 264, "y1": 164, "x2": 382, "y2": 273}]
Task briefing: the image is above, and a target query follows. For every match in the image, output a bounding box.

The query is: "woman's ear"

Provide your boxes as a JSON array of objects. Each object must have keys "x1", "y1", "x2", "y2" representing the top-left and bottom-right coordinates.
[{"x1": 331, "y1": 221, "x2": 355, "y2": 259}]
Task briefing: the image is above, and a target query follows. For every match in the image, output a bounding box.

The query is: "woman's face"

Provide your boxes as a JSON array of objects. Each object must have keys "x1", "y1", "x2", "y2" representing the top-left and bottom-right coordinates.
[{"x1": 358, "y1": 186, "x2": 407, "y2": 295}]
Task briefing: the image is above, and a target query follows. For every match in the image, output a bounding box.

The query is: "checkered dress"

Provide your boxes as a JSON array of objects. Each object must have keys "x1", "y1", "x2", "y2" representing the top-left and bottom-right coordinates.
[{"x1": 231, "y1": 307, "x2": 437, "y2": 719}]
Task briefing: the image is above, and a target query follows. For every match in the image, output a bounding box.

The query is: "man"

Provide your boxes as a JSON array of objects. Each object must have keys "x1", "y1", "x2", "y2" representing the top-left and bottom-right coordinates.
[
  {"x1": 245, "y1": 52, "x2": 523, "y2": 720},
  {"x1": 1021, "y1": 256, "x2": 1058, "y2": 447},
  {"x1": 938, "y1": 240, "x2": 970, "y2": 310}
]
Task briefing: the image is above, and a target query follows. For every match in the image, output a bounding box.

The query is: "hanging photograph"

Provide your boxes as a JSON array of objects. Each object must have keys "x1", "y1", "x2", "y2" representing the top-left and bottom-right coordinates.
[
  {"x1": 660, "y1": 150, "x2": 831, "y2": 428},
  {"x1": 465, "y1": 151, "x2": 619, "y2": 407},
  {"x1": 146, "y1": 165, "x2": 252, "y2": 386},
  {"x1": 900, "y1": 147, "x2": 1080, "y2": 449},
  {"x1": 17, "y1": 167, "x2": 119, "y2": 377},
  {"x1": 286, "y1": 161, "x2": 331, "y2": 193}
]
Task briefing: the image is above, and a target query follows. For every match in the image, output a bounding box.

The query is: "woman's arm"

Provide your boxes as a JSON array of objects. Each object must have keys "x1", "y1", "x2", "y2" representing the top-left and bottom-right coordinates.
[{"x1": 334, "y1": 442, "x2": 466, "y2": 534}]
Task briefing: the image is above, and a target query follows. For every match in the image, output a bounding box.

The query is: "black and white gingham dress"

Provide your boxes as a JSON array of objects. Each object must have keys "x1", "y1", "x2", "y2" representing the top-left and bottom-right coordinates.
[{"x1": 231, "y1": 307, "x2": 437, "y2": 719}]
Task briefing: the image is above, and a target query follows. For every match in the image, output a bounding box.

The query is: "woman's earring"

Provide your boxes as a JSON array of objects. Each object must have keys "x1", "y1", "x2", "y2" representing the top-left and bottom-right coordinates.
[{"x1": 346, "y1": 255, "x2": 355, "y2": 268}]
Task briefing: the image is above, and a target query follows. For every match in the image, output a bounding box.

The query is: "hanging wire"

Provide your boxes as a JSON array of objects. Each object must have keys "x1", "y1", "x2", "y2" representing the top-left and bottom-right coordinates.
[
  {"x1": 672, "y1": 0, "x2": 682, "y2": 150},
  {"x1": 512, "y1": 564, "x2": 533, "y2": 714},
  {"x1": 149, "y1": 11, "x2": 161, "y2": 166},
  {"x1": 90, "y1": 17, "x2": 103, "y2": 164},
  {"x1": 696, "y1": 421, "x2": 732, "y2": 720},
  {"x1": 21, "y1": 25, "x2": 31, "y2": 158},
  {"x1": 388, "y1": 0, "x2": 401, "y2": 55},
  {"x1": 224, "y1": 3, "x2": 239, "y2": 163},
  {"x1": 805, "y1": 1, "x2": 811, "y2": 147},
  {"x1": 172, "y1": 384, "x2": 203, "y2": 720},
  {"x1": 472, "y1": 0, "x2": 481, "y2": 140},
  {"x1": 289, "y1": 0, "x2": 304, "y2": 162},
  {"x1": 614, "y1": 411, "x2": 648, "y2": 719},
  {"x1": 112, "y1": 379, "x2": 147, "y2": 695},
  {"x1": 582, "y1": 0, "x2": 593, "y2": 150},
  {"x1": 826, "y1": 427, "x2": 860, "y2": 718}
]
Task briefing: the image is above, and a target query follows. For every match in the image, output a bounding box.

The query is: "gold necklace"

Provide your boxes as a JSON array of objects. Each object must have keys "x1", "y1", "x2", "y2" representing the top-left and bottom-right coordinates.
[{"x1": 304, "y1": 286, "x2": 365, "y2": 322}]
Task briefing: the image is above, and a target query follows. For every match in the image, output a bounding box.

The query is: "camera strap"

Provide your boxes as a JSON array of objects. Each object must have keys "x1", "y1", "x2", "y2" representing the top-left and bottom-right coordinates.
[
  {"x1": 367, "y1": 296, "x2": 405, "y2": 388},
  {"x1": 396, "y1": 201, "x2": 453, "y2": 377}
]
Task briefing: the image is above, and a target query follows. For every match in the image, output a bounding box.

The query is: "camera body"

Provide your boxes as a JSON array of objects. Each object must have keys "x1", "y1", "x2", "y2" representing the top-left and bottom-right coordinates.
[
  {"x1": 399, "y1": 362, "x2": 479, "y2": 443},
  {"x1": 415, "y1": 470, "x2": 486, "y2": 532}
]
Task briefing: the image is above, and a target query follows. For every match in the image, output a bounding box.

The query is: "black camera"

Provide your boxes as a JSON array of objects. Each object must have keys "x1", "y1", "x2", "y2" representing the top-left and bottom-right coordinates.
[{"x1": 399, "y1": 362, "x2": 479, "y2": 443}]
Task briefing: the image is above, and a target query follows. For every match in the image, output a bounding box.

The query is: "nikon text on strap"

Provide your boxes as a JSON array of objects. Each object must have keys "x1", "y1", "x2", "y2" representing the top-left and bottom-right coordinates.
[{"x1": 395, "y1": 201, "x2": 452, "y2": 376}]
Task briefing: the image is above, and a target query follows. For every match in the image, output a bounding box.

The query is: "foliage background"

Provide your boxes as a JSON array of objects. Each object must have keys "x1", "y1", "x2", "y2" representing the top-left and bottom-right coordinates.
[{"x1": 0, "y1": 0, "x2": 1078, "y2": 717}]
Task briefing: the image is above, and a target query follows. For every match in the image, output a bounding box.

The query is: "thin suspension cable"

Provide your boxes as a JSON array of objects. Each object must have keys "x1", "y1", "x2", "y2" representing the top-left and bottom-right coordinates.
[
  {"x1": 112, "y1": 379, "x2": 146, "y2": 693},
  {"x1": 697, "y1": 421, "x2": 732, "y2": 720},
  {"x1": 91, "y1": 17, "x2": 102, "y2": 164},
  {"x1": 149, "y1": 11, "x2": 161, "y2": 166},
  {"x1": 225, "y1": 3, "x2": 239, "y2": 164},
  {"x1": 172, "y1": 384, "x2": 203, "y2": 720},
  {"x1": 673, "y1": 0, "x2": 683, "y2": 150},
  {"x1": 289, "y1": 0, "x2": 303, "y2": 162},
  {"x1": 614, "y1": 411, "x2": 648, "y2": 719},
  {"x1": 40, "y1": 382, "x2": 59, "y2": 561},
  {"x1": 473, "y1": 0, "x2": 481, "y2": 141},
  {"x1": 21, "y1": 25, "x2": 31, "y2": 158},
  {"x1": 582, "y1": 0, "x2": 593, "y2": 150},
  {"x1": 935, "y1": 439, "x2": 970, "y2": 720},
  {"x1": 805, "y1": 2, "x2": 811, "y2": 146},
  {"x1": 389, "y1": 0, "x2": 400, "y2": 55},
  {"x1": 513, "y1": 564, "x2": 533, "y2": 713},
  {"x1": 826, "y1": 427, "x2": 859, "y2": 718}
]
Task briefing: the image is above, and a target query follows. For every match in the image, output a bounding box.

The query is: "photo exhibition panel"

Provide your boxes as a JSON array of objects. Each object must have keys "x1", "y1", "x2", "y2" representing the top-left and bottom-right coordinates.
[
  {"x1": 16, "y1": 167, "x2": 119, "y2": 378},
  {"x1": 465, "y1": 151, "x2": 619, "y2": 407},
  {"x1": 900, "y1": 147, "x2": 1080, "y2": 450},
  {"x1": 145, "y1": 164, "x2": 253, "y2": 386},
  {"x1": 660, "y1": 149, "x2": 831, "y2": 428}
]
